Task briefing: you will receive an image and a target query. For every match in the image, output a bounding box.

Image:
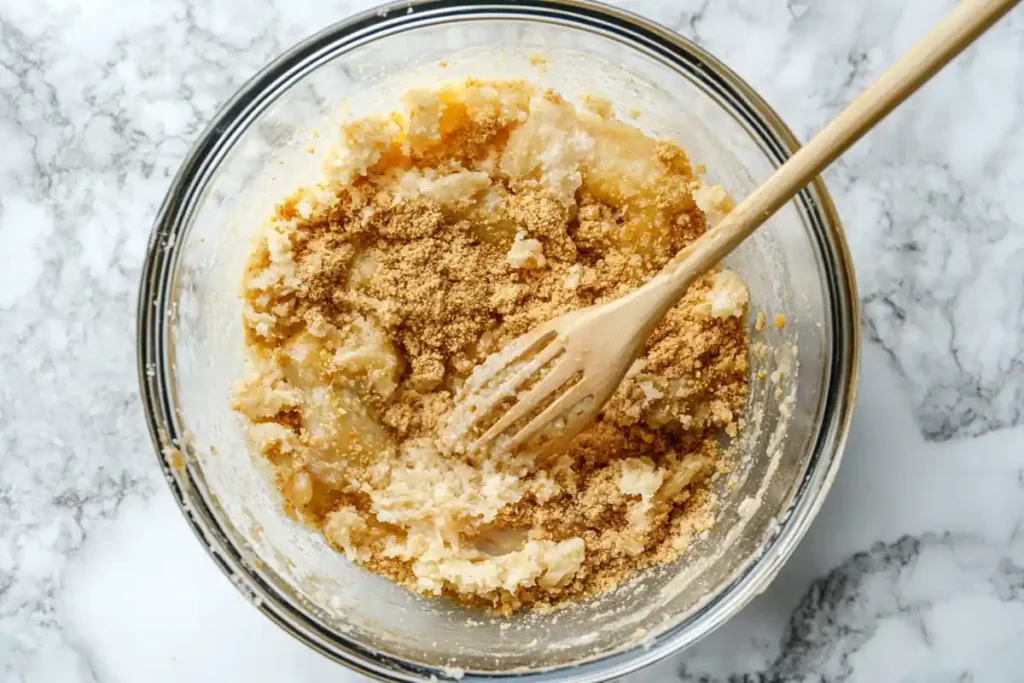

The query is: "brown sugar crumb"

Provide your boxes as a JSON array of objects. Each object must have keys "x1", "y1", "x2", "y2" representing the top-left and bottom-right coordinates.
[
  {"x1": 234, "y1": 78, "x2": 750, "y2": 615},
  {"x1": 755, "y1": 312, "x2": 766, "y2": 332}
]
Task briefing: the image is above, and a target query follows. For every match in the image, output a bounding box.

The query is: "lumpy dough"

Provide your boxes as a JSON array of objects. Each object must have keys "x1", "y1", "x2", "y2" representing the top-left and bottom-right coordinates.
[{"x1": 234, "y1": 79, "x2": 750, "y2": 614}]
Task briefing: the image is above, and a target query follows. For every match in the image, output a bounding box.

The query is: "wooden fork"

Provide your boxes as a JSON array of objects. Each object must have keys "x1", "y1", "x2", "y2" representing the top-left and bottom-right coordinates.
[{"x1": 444, "y1": 0, "x2": 1019, "y2": 458}]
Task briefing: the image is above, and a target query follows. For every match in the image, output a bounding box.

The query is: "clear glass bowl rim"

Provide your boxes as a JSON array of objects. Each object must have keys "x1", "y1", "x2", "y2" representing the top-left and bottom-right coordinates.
[{"x1": 136, "y1": 1, "x2": 861, "y2": 681}]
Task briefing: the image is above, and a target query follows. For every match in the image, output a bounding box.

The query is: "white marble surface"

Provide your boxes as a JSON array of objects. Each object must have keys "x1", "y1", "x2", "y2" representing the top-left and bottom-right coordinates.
[{"x1": 1, "y1": 0, "x2": 1023, "y2": 681}]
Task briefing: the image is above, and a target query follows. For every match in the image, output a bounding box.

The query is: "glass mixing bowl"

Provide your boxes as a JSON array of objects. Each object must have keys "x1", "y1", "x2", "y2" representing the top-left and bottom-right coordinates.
[{"x1": 137, "y1": 1, "x2": 859, "y2": 680}]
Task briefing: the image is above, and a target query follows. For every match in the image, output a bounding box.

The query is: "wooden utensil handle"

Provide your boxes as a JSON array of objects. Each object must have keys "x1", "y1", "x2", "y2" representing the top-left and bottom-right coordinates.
[{"x1": 660, "y1": 0, "x2": 1019, "y2": 295}]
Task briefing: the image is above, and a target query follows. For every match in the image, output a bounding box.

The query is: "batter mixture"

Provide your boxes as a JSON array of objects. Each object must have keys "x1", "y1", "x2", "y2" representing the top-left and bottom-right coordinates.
[{"x1": 234, "y1": 79, "x2": 749, "y2": 614}]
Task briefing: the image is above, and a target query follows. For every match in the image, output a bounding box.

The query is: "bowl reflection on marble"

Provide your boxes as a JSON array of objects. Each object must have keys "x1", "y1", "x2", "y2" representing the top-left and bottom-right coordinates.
[{"x1": 137, "y1": 1, "x2": 859, "y2": 681}]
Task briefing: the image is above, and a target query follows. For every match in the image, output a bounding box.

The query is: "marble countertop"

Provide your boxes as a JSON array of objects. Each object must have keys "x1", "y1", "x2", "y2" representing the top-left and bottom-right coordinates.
[{"x1": 2, "y1": 0, "x2": 1023, "y2": 681}]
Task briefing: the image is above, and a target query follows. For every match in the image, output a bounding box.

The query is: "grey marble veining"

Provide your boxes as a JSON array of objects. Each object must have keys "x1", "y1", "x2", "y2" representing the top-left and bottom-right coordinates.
[
  {"x1": 638, "y1": 531, "x2": 1024, "y2": 683},
  {"x1": 1, "y1": 0, "x2": 1024, "y2": 681},
  {"x1": 728, "y1": 533, "x2": 1024, "y2": 681},
  {"x1": 0, "y1": 0, "x2": 329, "y2": 669}
]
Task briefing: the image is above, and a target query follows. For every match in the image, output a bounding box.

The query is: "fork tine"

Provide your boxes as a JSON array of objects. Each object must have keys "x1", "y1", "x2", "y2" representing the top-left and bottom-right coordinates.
[
  {"x1": 443, "y1": 333, "x2": 565, "y2": 454},
  {"x1": 504, "y1": 380, "x2": 591, "y2": 452},
  {"x1": 460, "y1": 327, "x2": 557, "y2": 396},
  {"x1": 487, "y1": 338, "x2": 565, "y2": 403},
  {"x1": 475, "y1": 356, "x2": 580, "y2": 450}
]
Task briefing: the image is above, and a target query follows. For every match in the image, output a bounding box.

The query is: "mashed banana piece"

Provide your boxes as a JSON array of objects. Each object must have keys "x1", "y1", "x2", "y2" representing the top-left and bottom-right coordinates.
[
  {"x1": 702, "y1": 270, "x2": 750, "y2": 319},
  {"x1": 235, "y1": 79, "x2": 749, "y2": 613}
]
